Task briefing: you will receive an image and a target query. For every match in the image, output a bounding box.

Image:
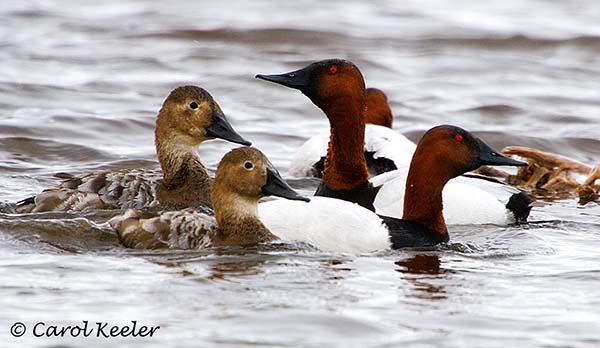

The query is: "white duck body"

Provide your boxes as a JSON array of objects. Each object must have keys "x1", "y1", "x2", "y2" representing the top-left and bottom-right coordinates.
[
  {"x1": 258, "y1": 196, "x2": 391, "y2": 253},
  {"x1": 289, "y1": 127, "x2": 521, "y2": 225},
  {"x1": 288, "y1": 124, "x2": 416, "y2": 177},
  {"x1": 371, "y1": 170, "x2": 517, "y2": 225}
]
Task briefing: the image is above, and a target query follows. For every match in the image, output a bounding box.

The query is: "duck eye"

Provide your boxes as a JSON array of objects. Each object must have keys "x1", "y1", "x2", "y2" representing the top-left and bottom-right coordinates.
[
  {"x1": 244, "y1": 161, "x2": 254, "y2": 170},
  {"x1": 455, "y1": 134, "x2": 463, "y2": 142},
  {"x1": 329, "y1": 66, "x2": 338, "y2": 75},
  {"x1": 189, "y1": 101, "x2": 198, "y2": 109}
]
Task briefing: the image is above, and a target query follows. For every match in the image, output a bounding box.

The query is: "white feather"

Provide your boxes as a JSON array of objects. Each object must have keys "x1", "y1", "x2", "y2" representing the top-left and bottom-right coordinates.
[
  {"x1": 259, "y1": 196, "x2": 391, "y2": 253},
  {"x1": 372, "y1": 171, "x2": 514, "y2": 225},
  {"x1": 288, "y1": 125, "x2": 416, "y2": 177},
  {"x1": 452, "y1": 175, "x2": 520, "y2": 205},
  {"x1": 288, "y1": 132, "x2": 329, "y2": 177},
  {"x1": 363, "y1": 125, "x2": 416, "y2": 167}
]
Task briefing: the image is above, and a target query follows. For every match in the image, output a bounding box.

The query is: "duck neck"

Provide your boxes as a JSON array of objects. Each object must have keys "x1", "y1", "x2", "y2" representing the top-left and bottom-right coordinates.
[
  {"x1": 321, "y1": 96, "x2": 369, "y2": 190},
  {"x1": 212, "y1": 191, "x2": 277, "y2": 246},
  {"x1": 402, "y1": 158, "x2": 450, "y2": 235},
  {"x1": 155, "y1": 127, "x2": 209, "y2": 189}
]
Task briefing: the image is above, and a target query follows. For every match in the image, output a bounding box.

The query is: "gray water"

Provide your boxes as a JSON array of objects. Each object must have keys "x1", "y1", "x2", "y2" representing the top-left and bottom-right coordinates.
[{"x1": 1, "y1": 1, "x2": 599, "y2": 347}]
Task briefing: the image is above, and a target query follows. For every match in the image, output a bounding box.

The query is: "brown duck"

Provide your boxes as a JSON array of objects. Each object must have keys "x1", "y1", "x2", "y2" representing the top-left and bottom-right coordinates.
[
  {"x1": 16, "y1": 86, "x2": 251, "y2": 213},
  {"x1": 109, "y1": 147, "x2": 309, "y2": 249}
]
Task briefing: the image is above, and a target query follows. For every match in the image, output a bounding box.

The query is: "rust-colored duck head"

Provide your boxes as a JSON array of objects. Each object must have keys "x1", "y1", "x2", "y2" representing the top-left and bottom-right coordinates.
[
  {"x1": 256, "y1": 59, "x2": 366, "y2": 124},
  {"x1": 257, "y1": 59, "x2": 370, "y2": 191},
  {"x1": 365, "y1": 88, "x2": 393, "y2": 128},
  {"x1": 404, "y1": 125, "x2": 527, "y2": 234},
  {"x1": 411, "y1": 125, "x2": 526, "y2": 180}
]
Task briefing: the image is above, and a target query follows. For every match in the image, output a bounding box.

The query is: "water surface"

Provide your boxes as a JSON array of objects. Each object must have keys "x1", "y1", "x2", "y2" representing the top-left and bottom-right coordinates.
[{"x1": 0, "y1": 1, "x2": 599, "y2": 347}]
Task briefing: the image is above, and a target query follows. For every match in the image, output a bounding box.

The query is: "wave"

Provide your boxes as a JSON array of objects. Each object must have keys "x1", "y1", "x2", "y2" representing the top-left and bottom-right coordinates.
[{"x1": 127, "y1": 27, "x2": 352, "y2": 45}]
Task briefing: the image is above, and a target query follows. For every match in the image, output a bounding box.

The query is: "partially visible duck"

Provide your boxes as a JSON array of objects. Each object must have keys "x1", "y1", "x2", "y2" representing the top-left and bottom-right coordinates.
[
  {"x1": 364, "y1": 88, "x2": 393, "y2": 128},
  {"x1": 288, "y1": 87, "x2": 416, "y2": 178},
  {"x1": 577, "y1": 166, "x2": 600, "y2": 204},
  {"x1": 109, "y1": 147, "x2": 309, "y2": 249},
  {"x1": 257, "y1": 59, "x2": 532, "y2": 224},
  {"x1": 501, "y1": 146, "x2": 600, "y2": 204},
  {"x1": 15, "y1": 86, "x2": 250, "y2": 213},
  {"x1": 259, "y1": 125, "x2": 528, "y2": 252}
]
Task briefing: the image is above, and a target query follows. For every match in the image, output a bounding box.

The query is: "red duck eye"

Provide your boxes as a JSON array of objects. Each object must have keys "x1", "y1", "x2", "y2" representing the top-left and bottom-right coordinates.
[
  {"x1": 455, "y1": 134, "x2": 463, "y2": 142},
  {"x1": 329, "y1": 66, "x2": 337, "y2": 75}
]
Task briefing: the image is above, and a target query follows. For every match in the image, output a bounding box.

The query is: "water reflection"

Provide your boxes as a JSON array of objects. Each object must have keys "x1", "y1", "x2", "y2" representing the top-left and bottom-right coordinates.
[
  {"x1": 395, "y1": 254, "x2": 450, "y2": 301},
  {"x1": 207, "y1": 249, "x2": 270, "y2": 280},
  {"x1": 395, "y1": 254, "x2": 444, "y2": 275},
  {"x1": 155, "y1": 243, "x2": 308, "y2": 280}
]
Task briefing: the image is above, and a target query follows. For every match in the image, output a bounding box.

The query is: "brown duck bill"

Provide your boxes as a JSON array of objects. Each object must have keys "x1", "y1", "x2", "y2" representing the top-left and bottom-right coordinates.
[
  {"x1": 206, "y1": 109, "x2": 252, "y2": 146},
  {"x1": 262, "y1": 168, "x2": 310, "y2": 202},
  {"x1": 476, "y1": 138, "x2": 528, "y2": 167}
]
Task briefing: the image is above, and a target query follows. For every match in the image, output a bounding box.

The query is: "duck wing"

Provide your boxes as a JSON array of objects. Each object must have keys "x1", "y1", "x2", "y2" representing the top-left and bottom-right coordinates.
[
  {"x1": 109, "y1": 207, "x2": 216, "y2": 249},
  {"x1": 16, "y1": 169, "x2": 162, "y2": 213},
  {"x1": 371, "y1": 170, "x2": 531, "y2": 225}
]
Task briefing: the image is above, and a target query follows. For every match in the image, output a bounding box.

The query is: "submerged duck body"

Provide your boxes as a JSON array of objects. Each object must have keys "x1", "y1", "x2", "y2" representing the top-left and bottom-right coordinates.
[
  {"x1": 259, "y1": 125, "x2": 528, "y2": 253},
  {"x1": 16, "y1": 86, "x2": 250, "y2": 213},
  {"x1": 110, "y1": 147, "x2": 309, "y2": 250},
  {"x1": 257, "y1": 59, "x2": 532, "y2": 225}
]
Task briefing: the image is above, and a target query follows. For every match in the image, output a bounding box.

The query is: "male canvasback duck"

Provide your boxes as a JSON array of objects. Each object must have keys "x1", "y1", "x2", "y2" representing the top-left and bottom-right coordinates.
[
  {"x1": 256, "y1": 59, "x2": 532, "y2": 224},
  {"x1": 500, "y1": 146, "x2": 600, "y2": 204},
  {"x1": 288, "y1": 87, "x2": 416, "y2": 178},
  {"x1": 259, "y1": 125, "x2": 528, "y2": 252},
  {"x1": 364, "y1": 88, "x2": 393, "y2": 128},
  {"x1": 15, "y1": 86, "x2": 251, "y2": 213},
  {"x1": 109, "y1": 147, "x2": 309, "y2": 249}
]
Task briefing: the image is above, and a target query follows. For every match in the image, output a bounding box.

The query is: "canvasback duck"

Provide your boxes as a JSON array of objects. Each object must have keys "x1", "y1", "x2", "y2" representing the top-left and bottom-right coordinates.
[
  {"x1": 288, "y1": 87, "x2": 416, "y2": 178},
  {"x1": 257, "y1": 59, "x2": 532, "y2": 224},
  {"x1": 364, "y1": 88, "x2": 393, "y2": 128},
  {"x1": 259, "y1": 125, "x2": 528, "y2": 252},
  {"x1": 15, "y1": 86, "x2": 251, "y2": 213},
  {"x1": 500, "y1": 146, "x2": 599, "y2": 204},
  {"x1": 109, "y1": 147, "x2": 309, "y2": 249}
]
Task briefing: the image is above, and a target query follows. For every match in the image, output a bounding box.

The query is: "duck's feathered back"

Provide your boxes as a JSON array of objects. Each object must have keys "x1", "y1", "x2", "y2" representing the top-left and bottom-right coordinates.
[
  {"x1": 16, "y1": 170, "x2": 162, "y2": 213},
  {"x1": 110, "y1": 207, "x2": 216, "y2": 249}
]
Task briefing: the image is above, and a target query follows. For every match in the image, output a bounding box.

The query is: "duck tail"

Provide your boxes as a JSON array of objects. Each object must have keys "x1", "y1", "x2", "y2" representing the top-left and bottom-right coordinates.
[
  {"x1": 109, "y1": 209, "x2": 171, "y2": 249},
  {"x1": 12, "y1": 196, "x2": 36, "y2": 213},
  {"x1": 108, "y1": 209, "x2": 146, "y2": 245},
  {"x1": 506, "y1": 191, "x2": 533, "y2": 223}
]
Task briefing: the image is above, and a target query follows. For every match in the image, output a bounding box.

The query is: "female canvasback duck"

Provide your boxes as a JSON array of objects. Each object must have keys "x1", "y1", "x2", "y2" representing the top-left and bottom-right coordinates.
[
  {"x1": 109, "y1": 147, "x2": 309, "y2": 249},
  {"x1": 259, "y1": 125, "x2": 527, "y2": 252},
  {"x1": 257, "y1": 59, "x2": 531, "y2": 225},
  {"x1": 15, "y1": 86, "x2": 251, "y2": 213},
  {"x1": 288, "y1": 87, "x2": 416, "y2": 178},
  {"x1": 500, "y1": 146, "x2": 599, "y2": 204}
]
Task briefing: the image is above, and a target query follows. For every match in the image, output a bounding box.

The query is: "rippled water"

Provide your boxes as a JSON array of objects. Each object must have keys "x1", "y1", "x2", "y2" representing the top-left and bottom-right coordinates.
[{"x1": 1, "y1": 1, "x2": 599, "y2": 347}]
